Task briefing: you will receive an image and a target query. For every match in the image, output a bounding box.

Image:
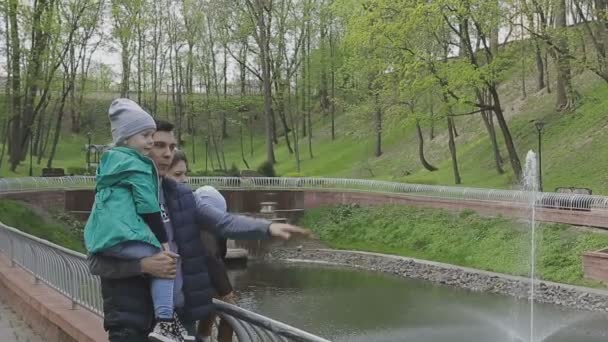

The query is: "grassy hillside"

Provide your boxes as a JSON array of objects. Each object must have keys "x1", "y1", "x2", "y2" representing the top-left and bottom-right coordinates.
[
  {"x1": 0, "y1": 200, "x2": 84, "y2": 252},
  {"x1": 214, "y1": 70, "x2": 608, "y2": 194},
  {"x1": 2, "y1": 47, "x2": 608, "y2": 195},
  {"x1": 301, "y1": 204, "x2": 608, "y2": 287}
]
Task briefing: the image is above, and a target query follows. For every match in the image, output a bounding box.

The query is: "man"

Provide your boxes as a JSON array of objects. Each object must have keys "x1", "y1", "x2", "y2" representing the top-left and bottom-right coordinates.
[{"x1": 89, "y1": 119, "x2": 308, "y2": 342}]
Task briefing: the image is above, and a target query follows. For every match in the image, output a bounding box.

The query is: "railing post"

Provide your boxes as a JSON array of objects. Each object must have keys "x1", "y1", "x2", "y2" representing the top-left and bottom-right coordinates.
[
  {"x1": 31, "y1": 244, "x2": 39, "y2": 284},
  {"x1": 69, "y1": 260, "x2": 78, "y2": 310},
  {"x1": 8, "y1": 233, "x2": 15, "y2": 267}
]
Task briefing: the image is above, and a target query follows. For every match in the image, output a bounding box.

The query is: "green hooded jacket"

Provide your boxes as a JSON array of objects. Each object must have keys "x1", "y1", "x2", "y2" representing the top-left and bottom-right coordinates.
[{"x1": 84, "y1": 147, "x2": 161, "y2": 253}]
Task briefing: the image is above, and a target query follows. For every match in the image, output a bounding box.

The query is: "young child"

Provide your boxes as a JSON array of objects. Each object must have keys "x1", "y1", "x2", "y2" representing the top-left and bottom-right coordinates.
[{"x1": 84, "y1": 98, "x2": 193, "y2": 342}]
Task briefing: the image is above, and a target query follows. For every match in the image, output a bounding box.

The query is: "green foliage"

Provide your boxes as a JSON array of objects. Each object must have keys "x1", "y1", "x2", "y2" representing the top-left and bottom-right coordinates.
[
  {"x1": 257, "y1": 160, "x2": 277, "y2": 177},
  {"x1": 301, "y1": 204, "x2": 608, "y2": 287},
  {"x1": 0, "y1": 200, "x2": 85, "y2": 253},
  {"x1": 228, "y1": 163, "x2": 241, "y2": 177},
  {"x1": 66, "y1": 166, "x2": 95, "y2": 176},
  {"x1": 51, "y1": 210, "x2": 85, "y2": 246}
]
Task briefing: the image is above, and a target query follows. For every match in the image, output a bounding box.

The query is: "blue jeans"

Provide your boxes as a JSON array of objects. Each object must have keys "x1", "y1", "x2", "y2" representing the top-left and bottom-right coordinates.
[{"x1": 103, "y1": 241, "x2": 174, "y2": 320}]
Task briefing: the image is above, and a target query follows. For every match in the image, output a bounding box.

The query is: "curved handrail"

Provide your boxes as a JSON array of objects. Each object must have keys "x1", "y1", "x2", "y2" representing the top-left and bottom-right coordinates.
[
  {"x1": 0, "y1": 176, "x2": 605, "y2": 211},
  {"x1": 0, "y1": 207, "x2": 330, "y2": 341}
]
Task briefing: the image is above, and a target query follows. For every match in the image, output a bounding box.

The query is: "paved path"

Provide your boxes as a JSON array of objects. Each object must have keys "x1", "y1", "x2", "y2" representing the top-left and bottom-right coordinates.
[{"x1": 0, "y1": 298, "x2": 43, "y2": 342}]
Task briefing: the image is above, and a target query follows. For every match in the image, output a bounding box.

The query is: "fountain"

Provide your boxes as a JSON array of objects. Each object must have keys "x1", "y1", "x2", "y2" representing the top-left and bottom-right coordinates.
[{"x1": 523, "y1": 150, "x2": 540, "y2": 342}]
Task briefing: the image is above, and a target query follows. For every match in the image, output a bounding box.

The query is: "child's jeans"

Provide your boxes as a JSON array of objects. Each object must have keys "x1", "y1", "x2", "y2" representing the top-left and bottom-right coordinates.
[{"x1": 103, "y1": 241, "x2": 173, "y2": 320}]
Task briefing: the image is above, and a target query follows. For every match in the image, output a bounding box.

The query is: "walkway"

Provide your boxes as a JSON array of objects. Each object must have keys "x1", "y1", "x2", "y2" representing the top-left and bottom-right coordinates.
[{"x1": 0, "y1": 298, "x2": 43, "y2": 342}]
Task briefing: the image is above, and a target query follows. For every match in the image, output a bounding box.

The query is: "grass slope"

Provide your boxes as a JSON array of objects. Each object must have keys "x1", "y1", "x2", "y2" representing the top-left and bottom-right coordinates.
[
  {"x1": 301, "y1": 204, "x2": 608, "y2": 287},
  {"x1": 0, "y1": 200, "x2": 84, "y2": 252},
  {"x1": 3, "y1": 51, "x2": 608, "y2": 197}
]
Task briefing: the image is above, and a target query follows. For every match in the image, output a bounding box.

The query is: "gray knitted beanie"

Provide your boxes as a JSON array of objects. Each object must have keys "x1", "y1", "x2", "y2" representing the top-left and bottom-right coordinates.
[{"x1": 108, "y1": 98, "x2": 156, "y2": 144}]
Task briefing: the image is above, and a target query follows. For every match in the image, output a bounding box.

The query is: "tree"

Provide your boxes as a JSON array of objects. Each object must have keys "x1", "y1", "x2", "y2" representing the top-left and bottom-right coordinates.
[
  {"x1": 111, "y1": 0, "x2": 141, "y2": 98},
  {"x1": 242, "y1": 0, "x2": 276, "y2": 164}
]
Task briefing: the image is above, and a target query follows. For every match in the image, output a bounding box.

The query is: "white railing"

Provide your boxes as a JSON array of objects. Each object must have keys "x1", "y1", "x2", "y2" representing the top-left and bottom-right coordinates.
[{"x1": 0, "y1": 176, "x2": 605, "y2": 211}]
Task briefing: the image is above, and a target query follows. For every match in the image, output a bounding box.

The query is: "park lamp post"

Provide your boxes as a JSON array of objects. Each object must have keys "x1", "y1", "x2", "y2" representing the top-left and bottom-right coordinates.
[
  {"x1": 534, "y1": 121, "x2": 544, "y2": 192},
  {"x1": 86, "y1": 132, "x2": 92, "y2": 173}
]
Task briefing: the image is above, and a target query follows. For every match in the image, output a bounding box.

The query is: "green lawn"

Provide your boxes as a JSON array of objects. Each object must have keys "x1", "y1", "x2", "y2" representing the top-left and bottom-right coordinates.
[
  {"x1": 4, "y1": 56, "x2": 608, "y2": 199},
  {"x1": 0, "y1": 200, "x2": 85, "y2": 253},
  {"x1": 301, "y1": 204, "x2": 608, "y2": 287}
]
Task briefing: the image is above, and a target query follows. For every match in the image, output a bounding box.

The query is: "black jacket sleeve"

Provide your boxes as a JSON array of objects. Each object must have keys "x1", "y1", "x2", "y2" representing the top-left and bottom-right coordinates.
[{"x1": 139, "y1": 212, "x2": 168, "y2": 244}]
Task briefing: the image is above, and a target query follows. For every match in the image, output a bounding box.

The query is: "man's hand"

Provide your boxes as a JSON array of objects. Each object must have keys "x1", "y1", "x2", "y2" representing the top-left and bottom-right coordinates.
[
  {"x1": 140, "y1": 251, "x2": 179, "y2": 279},
  {"x1": 268, "y1": 223, "x2": 311, "y2": 240}
]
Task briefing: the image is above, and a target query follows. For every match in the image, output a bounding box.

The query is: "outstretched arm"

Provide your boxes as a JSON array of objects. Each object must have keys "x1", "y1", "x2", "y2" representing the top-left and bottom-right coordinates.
[{"x1": 195, "y1": 203, "x2": 311, "y2": 240}]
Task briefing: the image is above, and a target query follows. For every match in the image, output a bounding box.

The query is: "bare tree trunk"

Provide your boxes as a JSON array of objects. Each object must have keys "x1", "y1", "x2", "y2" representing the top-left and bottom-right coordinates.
[
  {"x1": 415, "y1": 119, "x2": 438, "y2": 172},
  {"x1": 554, "y1": 0, "x2": 575, "y2": 110},
  {"x1": 222, "y1": 47, "x2": 228, "y2": 138},
  {"x1": 176, "y1": 56, "x2": 184, "y2": 145},
  {"x1": 450, "y1": 118, "x2": 459, "y2": 137},
  {"x1": 270, "y1": 107, "x2": 278, "y2": 144},
  {"x1": 137, "y1": 11, "x2": 143, "y2": 104},
  {"x1": 33, "y1": 94, "x2": 51, "y2": 158},
  {"x1": 476, "y1": 89, "x2": 504, "y2": 174},
  {"x1": 306, "y1": 18, "x2": 313, "y2": 159},
  {"x1": 275, "y1": 86, "x2": 294, "y2": 154},
  {"x1": 329, "y1": 16, "x2": 336, "y2": 140},
  {"x1": 319, "y1": 21, "x2": 330, "y2": 114},
  {"x1": 545, "y1": 52, "x2": 551, "y2": 93},
  {"x1": 429, "y1": 102, "x2": 435, "y2": 140},
  {"x1": 490, "y1": 86, "x2": 522, "y2": 179},
  {"x1": 252, "y1": 1, "x2": 276, "y2": 164},
  {"x1": 48, "y1": 74, "x2": 74, "y2": 168},
  {"x1": 447, "y1": 117, "x2": 461, "y2": 184},
  {"x1": 120, "y1": 38, "x2": 130, "y2": 97},
  {"x1": 69, "y1": 45, "x2": 78, "y2": 133},
  {"x1": 301, "y1": 63, "x2": 307, "y2": 138},
  {"x1": 209, "y1": 120, "x2": 223, "y2": 170},
  {"x1": 250, "y1": 116, "x2": 254, "y2": 157},
  {"x1": 7, "y1": 0, "x2": 21, "y2": 163},
  {"x1": 13, "y1": 0, "x2": 54, "y2": 171},
  {"x1": 292, "y1": 72, "x2": 301, "y2": 172},
  {"x1": 535, "y1": 45, "x2": 545, "y2": 90},
  {"x1": 374, "y1": 93, "x2": 382, "y2": 157},
  {"x1": 0, "y1": 119, "x2": 10, "y2": 170},
  {"x1": 239, "y1": 112, "x2": 250, "y2": 169},
  {"x1": 39, "y1": 99, "x2": 58, "y2": 163}
]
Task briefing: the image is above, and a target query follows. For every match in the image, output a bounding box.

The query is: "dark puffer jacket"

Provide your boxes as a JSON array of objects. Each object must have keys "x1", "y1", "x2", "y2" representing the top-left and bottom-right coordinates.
[{"x1": 100, "y1": 178, "x2": 214, "y2": 331}]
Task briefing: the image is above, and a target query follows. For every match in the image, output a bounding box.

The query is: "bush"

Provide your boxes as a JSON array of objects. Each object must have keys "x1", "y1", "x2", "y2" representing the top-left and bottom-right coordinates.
[
  {"x1": 190, "y1": 169, "x2": 230, "y2": 177},
  {"x1": 66, "y1": 166, "x2": 95, "y2": 176},
  {"x1": 227, "y1": 163, "x2": 240, "y2": 177},
  {"x1": 257, "y1": 161, "x2": 276, "y2": 177},
  {"x1": 189, "y1": 166, "x2": 239, "y2": 177}
]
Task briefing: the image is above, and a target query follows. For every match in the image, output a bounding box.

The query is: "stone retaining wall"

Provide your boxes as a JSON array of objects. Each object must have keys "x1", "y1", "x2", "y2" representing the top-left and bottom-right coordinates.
[{"x1": 268, "y1": 248, "x2": 608, "y2": 312}]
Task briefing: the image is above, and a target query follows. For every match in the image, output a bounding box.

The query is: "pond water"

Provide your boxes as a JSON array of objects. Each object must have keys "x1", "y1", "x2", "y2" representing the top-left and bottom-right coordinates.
[{"x1": 228, "y1": 261, "x2": 608, "y2": 342}]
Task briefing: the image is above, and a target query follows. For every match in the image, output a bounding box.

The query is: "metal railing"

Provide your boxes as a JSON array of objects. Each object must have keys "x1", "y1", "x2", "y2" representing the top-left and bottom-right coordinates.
[
  {"x1": 214, "y1": 300, "x2": 331, "y2": 342},
  {"x1": 0, "y1": 219, "x2": 330, "y2": 341},
  {"x1": 1, "y1": 175, "x2": 607, "y2": 341},
  {"x1": 1, "y1": 176, "x2": 606, "y2": 211},
  {"x1": 0, "y1": 222, "x2": 103, "y2": 314}
]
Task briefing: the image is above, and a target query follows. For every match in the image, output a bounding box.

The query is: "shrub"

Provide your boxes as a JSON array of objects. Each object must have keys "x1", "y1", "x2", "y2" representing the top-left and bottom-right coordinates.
[
  {"x1": 257, "y1": 161, "x2": 276, "y2": 177},
  {"x1": 66, "y1": 166, "x2": 95, "y2": 176}
]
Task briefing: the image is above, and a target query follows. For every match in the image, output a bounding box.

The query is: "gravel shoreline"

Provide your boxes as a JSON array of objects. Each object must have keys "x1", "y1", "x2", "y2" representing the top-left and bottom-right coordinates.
[{"x1": 266, "y1": 248, "x2": 608, "y2": 312}]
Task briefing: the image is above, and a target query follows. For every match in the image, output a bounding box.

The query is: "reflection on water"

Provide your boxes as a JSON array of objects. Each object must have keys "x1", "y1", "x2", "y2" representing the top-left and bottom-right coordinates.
[{"x1": 228, "y1": 261, "x2": 608, "y2": 342}]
